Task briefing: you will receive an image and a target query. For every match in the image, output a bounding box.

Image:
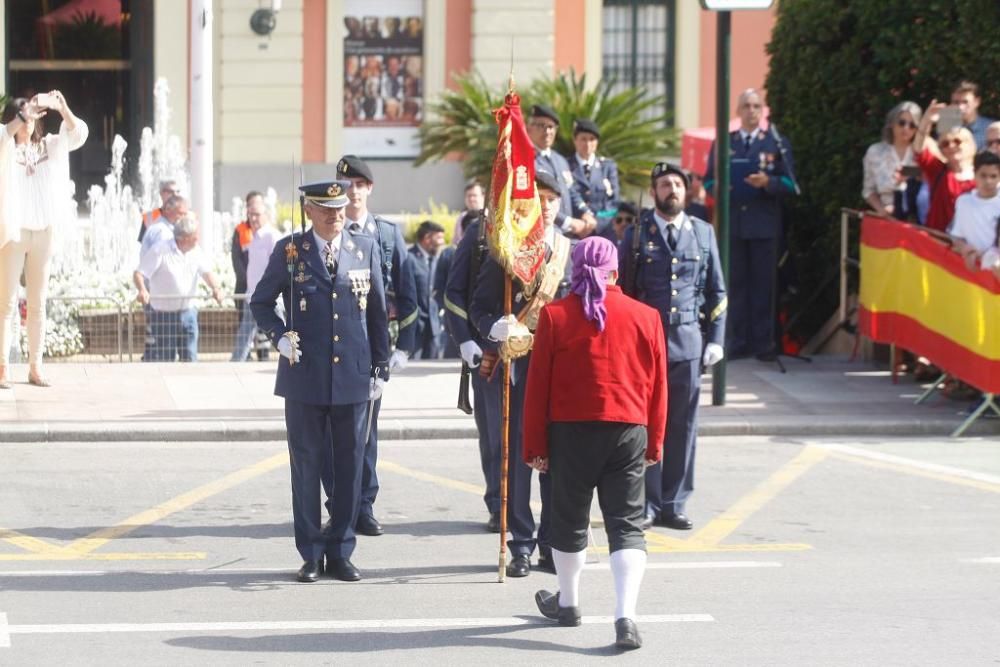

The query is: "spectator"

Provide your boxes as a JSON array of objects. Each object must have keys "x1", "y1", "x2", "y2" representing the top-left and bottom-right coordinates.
[
  {"x1": 685, "y1": 171, "x2": 711, "y2": 222},
  {"x1": 914, "y1": 100, "x2": 977, "y2": 232},
  {"x1": 141, "y1": 195, "x2": 190, "y2": 257},
  {"x1": 133, "y1": 217, "x2": 222, "y2": 362},
  {"x1": 231, "y1": 198, "x2": 280, "y2": 362},
  {"x1": 949, "y1": 151, "x2": 1000, "y2": 270},
  {"x1": 0, "y1": 91, "x2": 87, "y2": 388},
  {"x1": 231, "y1": 190, "x2": 264, "y2": 303},
  {"x1": 453, "y1": 179, "x2": 485, "y2": 246},
  {"x1": 863, "y1": 102, "x2": 922, "y2": 220},
  {"x1": 951, "y1": 80, "x2": 995, "y2": 151},
  {"x1": 605, "y1": 201, "x2": 637, "y2": 246},
  {"x1": 408, "y1": 220, "x2": 446, "y2": 359},
  {"x1": 137, "y1": 180, "x2": 178, "y2": 243},
  {"x1": 985, "y1": 121, "x2": 1000, "y2": 157}
]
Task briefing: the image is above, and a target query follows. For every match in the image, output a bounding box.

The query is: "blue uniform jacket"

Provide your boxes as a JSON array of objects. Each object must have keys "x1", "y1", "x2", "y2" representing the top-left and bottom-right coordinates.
[
  {"x1": 351, "y1": 213, "x2": 418, "y2": 355},
  {"x1": 534, "y1": 148, "x2": 591, "y2": 227},
  {"x1": 704, "y1": 128, "x2": 797, "y2": 240},
  {"x1": 443, "y1": 221, "x2": 487, "y2": 346},
  {"x1": 621, "y1": 212, "x2": 727, "y2": 363},
  {"x1": 568, "y1": 154, "x2": 620, "y2": 237},
  {"x1": 250, "y1": 228, "x2": 389, "y2": 406}
]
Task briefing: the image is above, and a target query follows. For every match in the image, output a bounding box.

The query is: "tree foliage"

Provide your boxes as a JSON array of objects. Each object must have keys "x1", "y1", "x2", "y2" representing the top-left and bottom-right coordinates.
[
  {"x1": 415, "y1": 69, "x2": 678, "y2": 192},
  {"x1": 765, "y1": 0, "x2": 1000, "y2": 339}
]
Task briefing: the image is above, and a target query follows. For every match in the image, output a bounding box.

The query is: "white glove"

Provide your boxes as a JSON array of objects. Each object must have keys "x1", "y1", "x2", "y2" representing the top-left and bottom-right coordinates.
[
  {"x1": 488, "y1": 315, "x2": 519, "y2": 342},
  {"x1": 459, "y1": 340, "x2": 483, "y2": 367},
  {"x1": 369, "y1": 377, "x2": 386, "y2": 401},
  {"x1": 277, "y1": 336, "x2": 301, "y2": 363},
  {"x1": 703, "y1": 343, "x2": 724, "y2": 367},
  {"x1": 389, "y1": 349, "x2": 409, "y2": 372}
]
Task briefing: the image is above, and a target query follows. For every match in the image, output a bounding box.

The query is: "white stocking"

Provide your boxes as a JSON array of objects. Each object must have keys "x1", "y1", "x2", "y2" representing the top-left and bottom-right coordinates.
[
  {"x1": 551, "y1": 548, "x2": 586, "y2": 607},
  {"x1": 610, "y1": 548, "x2": 646, "y2": 620}
]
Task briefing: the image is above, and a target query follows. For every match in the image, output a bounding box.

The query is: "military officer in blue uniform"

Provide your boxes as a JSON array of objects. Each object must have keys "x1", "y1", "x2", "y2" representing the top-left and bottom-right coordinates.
[
  {"x1": 443, "y1": 209, "x2": 503, "y2": 532},
  {"x1": 567, "y1": 117, "x2": 620, "y2": 239},
  {"x1": 470, "y1": 170, "x2": 572, "y2": 577},
  {"x1": 320, "y1": 155, "x2": 417, "y2": 538},
  {"x1": 251, "y1": 179, "x2": 389, "y2": 582},
  {"x1": 621, "y1": 163, "x2": 726, "y2": 531},
  {"x1": 704, "y1": 88, "x2": 797, "y2": 359},
  {"x1": 527, "y1": 104, "x2": 597, "y2": 239}
]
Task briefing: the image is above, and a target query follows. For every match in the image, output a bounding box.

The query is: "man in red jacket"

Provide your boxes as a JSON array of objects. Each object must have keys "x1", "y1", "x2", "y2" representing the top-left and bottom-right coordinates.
[{"x1": 522, "y1": 236, "x2": 668, "y2": 651}]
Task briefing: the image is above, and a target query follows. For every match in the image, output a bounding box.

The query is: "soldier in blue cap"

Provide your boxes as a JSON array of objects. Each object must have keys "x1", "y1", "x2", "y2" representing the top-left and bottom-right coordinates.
[
  {"x1": 319, "y1": 154, "x2": 417, "y2": 538},
  {"x1": 621, "y1": 163, "x2": 727, "y2": 531},
  {"x1": 568, "y1": 118, "x2": 620, "y2": 239},
  {"x1": 251, "y1": 179, "x2": 389, "y2": 583},
  {"x1": 527, "y1": 104, "x2": 597, "y2": 239}
]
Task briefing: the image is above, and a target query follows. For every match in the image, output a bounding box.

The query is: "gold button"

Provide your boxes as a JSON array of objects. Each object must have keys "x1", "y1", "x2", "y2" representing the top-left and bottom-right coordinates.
[
  {"x1": 672, "y1": 289, "x2": 678, "y2": 296},
  {"x1": 671, "y1": 274, "x2": 678, "y2": 280},
  {"x1": 332, "y1": 292, "x2": 338, "y2": 299},
  {"x1": 646, "y1": 258, "x2": 652, "y2": 264},
  {"x1": 671, "y1": 307, "x2": 678, "y2": 313},
  {"x1": 334, "y1": 335, "x2": 340, "y2": 342},
  {"x1": 672, "y1": 257, "x2": 678, "y2": 264},
  {"x1": 333, "y1": 356, "x2": 340, "y2": 363},
  {"x1": 696, "y1": 255, "x2": 701, "y2": 261},
  {"x1": 333, "y1": 313, "x2": 339, "y2": 320}
]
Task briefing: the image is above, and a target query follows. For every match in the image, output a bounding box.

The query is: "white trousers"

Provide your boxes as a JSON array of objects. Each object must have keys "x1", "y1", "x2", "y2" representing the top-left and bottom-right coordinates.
[{"x1": 0, "y1": 227, "x2": 54, "y2": 368}]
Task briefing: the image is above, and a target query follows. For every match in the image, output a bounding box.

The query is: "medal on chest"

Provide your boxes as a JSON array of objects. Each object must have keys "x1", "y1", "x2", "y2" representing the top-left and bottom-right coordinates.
[{"x1": 347, "y1": 269, "x2": 371, "y2": 311}]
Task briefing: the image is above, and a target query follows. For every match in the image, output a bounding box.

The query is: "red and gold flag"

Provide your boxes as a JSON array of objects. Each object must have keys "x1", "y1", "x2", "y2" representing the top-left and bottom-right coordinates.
[{"x1": 486, "y1": 89, "x2": 545, "y2": 285}]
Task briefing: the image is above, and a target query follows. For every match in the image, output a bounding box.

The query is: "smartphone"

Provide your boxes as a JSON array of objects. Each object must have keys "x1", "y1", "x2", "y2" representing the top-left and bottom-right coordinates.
[
  {"x1": 937, "y1": 105, "x2": 962, "y2": 135},
  {"x1": 900, "y1": 165, "x2": 922, "y2": 180},
  {"x1": 34, "y1": 92, "x2": 53, "y2": 109}
]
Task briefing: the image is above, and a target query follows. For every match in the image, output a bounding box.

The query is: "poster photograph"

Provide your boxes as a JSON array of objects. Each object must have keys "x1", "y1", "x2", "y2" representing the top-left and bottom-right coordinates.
[{"x1": 343, "y1": 0, "x2": 424, "y2": 158}]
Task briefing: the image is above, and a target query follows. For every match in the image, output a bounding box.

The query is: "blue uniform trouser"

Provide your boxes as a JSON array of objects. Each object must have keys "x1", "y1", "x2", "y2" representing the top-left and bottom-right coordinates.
[
  {"x1": 473, "y1": 369, "x2": 501, "y2": 513},
  {"x1": 505, "y1": 360, "x2": 551, "y2": 557},
  {"x1": 285, "y1": 399, "x2": 367, "y2": 562},
  {"x1": 728, "y1": 236, "x2": 776, "y2": 356},
  {"x1": 321, "y1": 397, "x2": 380, "y2": 521},
  {"x1": 644, "y1": 358, "x2": 700, "y2": 516}
]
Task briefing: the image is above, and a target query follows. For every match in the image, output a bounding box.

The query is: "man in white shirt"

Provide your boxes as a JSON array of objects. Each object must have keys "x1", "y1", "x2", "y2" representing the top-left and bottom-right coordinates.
[
  {"x1": 133, "y1": 217, "x2": 222, "y2": 361},
  {"x1": 231, "y1": 200, "x2": 281, "y2": 361},
  {"x1": 140, "y1": 195, "x2": 189, "y2": 257},
  {"x1": 949, "y1": 150, "x2": 1000, "y2": 270}
]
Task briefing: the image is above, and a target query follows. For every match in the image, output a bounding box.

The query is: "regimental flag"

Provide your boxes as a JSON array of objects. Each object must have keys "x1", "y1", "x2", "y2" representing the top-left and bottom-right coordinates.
[
  {"x1": 486, "y1": 88, "x2": 545, "y2": 285},
  {"x1": 859, "y1": 215, "x2": 1000, "y2": 393}
]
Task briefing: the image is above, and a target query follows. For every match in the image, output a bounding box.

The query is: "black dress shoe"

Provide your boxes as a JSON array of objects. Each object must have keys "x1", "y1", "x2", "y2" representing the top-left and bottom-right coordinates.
[
  {"x1": 660, "y1": 512, "x2": 693, "y2": 530},
  {"x1": 639, "y1": 513, "x2": 657, "y2": 531},
  {"x1": 327, "y1": 557, "x2": 362, "y2": 582},
  {"x1": 296, "y1": 559, "x2": 323, "y2": 583},
  {"x1": 506, "y1": 554, "x2": 530, "y2": 578},
  {"x1": 535, "y1": 590, "x2": 581, "y2": 626},
  {"x1": 535, "y1": 552, "x2": 556, "y2": 574},
  {"x1": 355, "y1": 514, "x2": 384, "y2": 536},
  {"x1": 486, "y1": 511, "x2": 501, "y2": 533},
  {"x1": 614, "y1": 618, "x2": 642, "y2": 650}
]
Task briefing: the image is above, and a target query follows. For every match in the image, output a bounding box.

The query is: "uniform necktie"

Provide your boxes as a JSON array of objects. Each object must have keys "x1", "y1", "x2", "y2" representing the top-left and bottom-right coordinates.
[
  {"x1": 324, "y1": 242, "x2": 337, "y2": 275},
  {"x1": 743, "y1": 133, "x2": 752, "y2": 152},
  {"x1": 349, "y1": 222, "x2": 361, "y2": 233},
  {"x1": 583, "y1": 163, "x2": 591, "y2": 179},
  {"x1": 667, "y1": 224, "x2": 678, "y2": 251}
]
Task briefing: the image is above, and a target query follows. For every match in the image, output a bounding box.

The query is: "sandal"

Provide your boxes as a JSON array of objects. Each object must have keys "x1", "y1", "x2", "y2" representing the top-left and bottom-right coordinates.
[{"x1": 27, "y1": 371, "x2": 51, "y2": 387}]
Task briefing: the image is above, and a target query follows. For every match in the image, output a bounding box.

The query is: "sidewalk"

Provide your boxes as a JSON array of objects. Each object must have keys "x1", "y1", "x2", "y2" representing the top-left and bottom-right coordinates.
[{"x1": 0, "y1": 356, "x2": 995, "y2": 442}]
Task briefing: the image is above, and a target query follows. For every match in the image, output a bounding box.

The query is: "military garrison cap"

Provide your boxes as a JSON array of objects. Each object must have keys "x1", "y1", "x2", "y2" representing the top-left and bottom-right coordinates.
[
  {"x1": 572, "y1": 118, "x2": 600, "y2": 139},
  {"x1": 530, "y1": 104, "x2": 560, "y2": 126},
  {"x1": 535, "y1": 169, "x2": 561, "y2": 194},
  {"x1": 336, "y1": 154, "x2": 374, "y2": 183},
  {"x1": 650, "y1": 162, "x2": 690, "y2": 188},
  {"x1": 299, "y1": 180, "x2": 350, "y2": 208}
]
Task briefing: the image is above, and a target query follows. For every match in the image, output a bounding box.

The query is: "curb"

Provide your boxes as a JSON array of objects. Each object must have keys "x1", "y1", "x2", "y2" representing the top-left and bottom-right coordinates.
[{"x1": 1, "y1": 417, "x2": 996, "y2": 443}]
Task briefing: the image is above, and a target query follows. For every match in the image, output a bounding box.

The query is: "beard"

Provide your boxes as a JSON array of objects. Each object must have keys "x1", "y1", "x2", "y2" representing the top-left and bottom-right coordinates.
[{"x1": 654, "y1": 193, "x2": 684, "y2": 217}]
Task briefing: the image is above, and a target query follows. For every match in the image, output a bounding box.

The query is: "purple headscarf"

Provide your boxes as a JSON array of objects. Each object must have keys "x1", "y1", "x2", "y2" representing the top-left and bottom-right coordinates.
[{"x1": 570, "y1": 236, "x2": 618, "y2": 332}]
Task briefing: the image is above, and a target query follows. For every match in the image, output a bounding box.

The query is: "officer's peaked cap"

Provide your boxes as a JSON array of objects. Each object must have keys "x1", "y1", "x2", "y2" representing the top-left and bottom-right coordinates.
[{"x1": 300, "y1": 180, "x2": 350, "y2": 208}]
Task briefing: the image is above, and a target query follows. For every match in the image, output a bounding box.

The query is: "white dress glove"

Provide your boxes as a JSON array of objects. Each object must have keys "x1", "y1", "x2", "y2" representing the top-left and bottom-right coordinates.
[
  {"x1": 488, "y1": 315, "x2": 519, "y2": 342},
  {"x1": 277, "y1": 336, "x2": 301, "y2": 363},
  {"x1": 369, "y1": 377, "x2": 386, "y2": 401},
  {"x1": 703, "y1": 342, "x2": 724, "y2": 367},
  {"x1": 389, "y1": 349, "x2": 409, "y2": 372},
  {"x1": 459, "y1": 340, "x2": 483, "y2": 367}
]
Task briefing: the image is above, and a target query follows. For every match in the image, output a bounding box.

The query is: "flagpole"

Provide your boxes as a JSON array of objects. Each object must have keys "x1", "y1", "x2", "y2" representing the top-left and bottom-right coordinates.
[{"x1": 498, "y1": 273, "x2": 512, "y2": 582}]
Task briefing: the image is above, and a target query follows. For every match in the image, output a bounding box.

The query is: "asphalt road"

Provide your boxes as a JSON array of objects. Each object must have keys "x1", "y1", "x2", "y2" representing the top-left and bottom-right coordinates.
[{"x1": 1, "y1": 435, "x2": 998, "y2": 665}]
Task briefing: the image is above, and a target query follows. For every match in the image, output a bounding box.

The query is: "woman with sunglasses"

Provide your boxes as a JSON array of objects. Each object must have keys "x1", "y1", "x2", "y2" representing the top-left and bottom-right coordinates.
[
  {"x1": 0, "y1": 91, "x2": 88, "y2": 388},
  {"x1": 863, "y1": 102, "x2": 922, "y2": 219},
  {"x1": 913, "y1": 99, "x2": 977, "y2": 232}
]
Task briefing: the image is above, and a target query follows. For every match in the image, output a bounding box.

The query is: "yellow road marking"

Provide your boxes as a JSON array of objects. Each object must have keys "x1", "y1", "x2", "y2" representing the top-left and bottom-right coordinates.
[
  {"x1": 378, "y1": 460, "x2": 485, "y2": 496},
  {"x1": 590, "y1": 543, "x2": 812, "y2": 555},
  {"x1": 830, "y1": 452, "x2": 1000, "y2": 494},
  {"x1": 0, "y1": 552, "x2": 206, "y2": 562},
  {"x1": 0, "y1": 529, "x2": 64, "y2": 555},
  {"x1": 688, "y1": 446, "x2": 829, "y2": 547}
]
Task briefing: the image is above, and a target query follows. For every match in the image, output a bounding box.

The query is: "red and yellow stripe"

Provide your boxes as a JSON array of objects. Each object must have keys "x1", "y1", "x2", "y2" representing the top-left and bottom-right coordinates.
[{"x1": 859, "y1": 216, "x2": 1000, "y2": 392}]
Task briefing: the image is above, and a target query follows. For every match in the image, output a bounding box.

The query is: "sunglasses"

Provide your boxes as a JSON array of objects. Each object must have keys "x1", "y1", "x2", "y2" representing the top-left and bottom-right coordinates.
[
  {"x1": 896, "y1": 119, "x2": 917, "y2": 129},
  {"x1": 939, "y1": 139, "x2": 963, "y2": 148},
  {"x1": 614, "y1": 215, "x2": 635, "y2": 225},
  {"x1": 530, "y1": 122, "x2": 558, "y2": 131}
]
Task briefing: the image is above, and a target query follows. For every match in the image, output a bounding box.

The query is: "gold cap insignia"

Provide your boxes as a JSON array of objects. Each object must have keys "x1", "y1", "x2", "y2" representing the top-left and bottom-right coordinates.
[{"x1": 327, "y1": 183, "x2": 342, "y2": 197}]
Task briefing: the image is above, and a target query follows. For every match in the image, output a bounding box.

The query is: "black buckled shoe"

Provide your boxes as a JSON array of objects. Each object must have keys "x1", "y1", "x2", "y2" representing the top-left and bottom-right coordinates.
[
  {"x1": 614, "y1": 618, "x2": 642, "y2": 650},
  {"x1": 506, "y1": 554, "x2": 530, "y2": 578},
  {"x1": 327, "y1": 558, "x2": 362, "y2": 582},
  {"x1": 659, "y1": 512, "x2": 693, "y2": 530},
  {"x1": 535, "y1": 590, "x2": 581, "y2": 627},
  {"x1": 355, "y1": 514, "x2": 384, "y2": 536},
  {"x1": 486, "y1": 511, "x2": 501, "y2": 533},
  {"x1": 296, "y1": 559, "x2": 323, "y2": 583}
]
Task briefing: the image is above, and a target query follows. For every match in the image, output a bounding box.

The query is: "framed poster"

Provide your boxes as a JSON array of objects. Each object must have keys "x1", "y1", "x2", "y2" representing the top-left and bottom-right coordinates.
[{"x1": 343, "y1": 0, "x2": 423, "y2": 158}]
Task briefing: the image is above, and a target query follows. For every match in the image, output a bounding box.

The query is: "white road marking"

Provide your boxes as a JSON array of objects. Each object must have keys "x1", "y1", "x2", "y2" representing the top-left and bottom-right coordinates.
[
  {"x1": 0, "y1": 560, "x2": 781, "y2": 577},
  {"x1": 818, "y1": 444, "x2": 1000, "y2": 485},
  {"x1": 0, "y1": 613, "x2": 9, "y2": 648},
  {"x1": 1, "y1": 614, "x2": 713, "y2": 643},
  {"x1": 960, "y1": 557, "x2": 1000, "y2": 564}
]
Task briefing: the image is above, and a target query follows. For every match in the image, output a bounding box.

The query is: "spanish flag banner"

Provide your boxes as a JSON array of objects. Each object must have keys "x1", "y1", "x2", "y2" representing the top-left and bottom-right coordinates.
[
  {"x1": 487, "y1": 89, "x2": 545, "y2": 285},
  {"x1": 859, "y1": 215, "x2": 1000, "y2": 393}
]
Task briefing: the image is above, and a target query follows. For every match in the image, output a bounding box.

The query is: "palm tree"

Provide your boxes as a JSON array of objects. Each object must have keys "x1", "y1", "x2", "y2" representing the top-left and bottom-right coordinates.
[{"x1": 415, "y1": 69, "x2": 678, "y2": 193}]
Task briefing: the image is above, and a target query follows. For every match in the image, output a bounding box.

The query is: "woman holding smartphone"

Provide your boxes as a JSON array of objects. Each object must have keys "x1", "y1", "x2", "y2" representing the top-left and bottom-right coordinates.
[
  {"x1": 862, "y1": 101, "x2": 922, "y2": 219},
  {"x1": 0, "y1": 91, "x2": 88, "y2": 388},
  {"x1": 913, "y1": 99, "x2": 977, "y2": 232}
]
